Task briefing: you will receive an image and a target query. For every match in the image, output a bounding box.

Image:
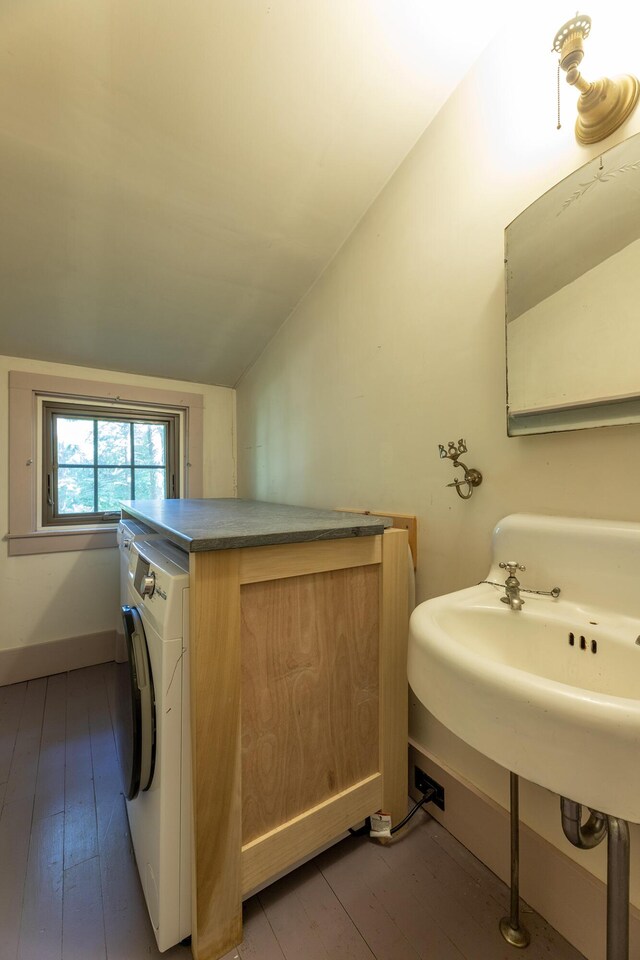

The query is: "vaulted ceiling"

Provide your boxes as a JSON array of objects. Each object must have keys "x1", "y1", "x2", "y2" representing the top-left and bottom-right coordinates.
[{"x1": 0, "y1": 1, "x2": 505, "y2": 386}]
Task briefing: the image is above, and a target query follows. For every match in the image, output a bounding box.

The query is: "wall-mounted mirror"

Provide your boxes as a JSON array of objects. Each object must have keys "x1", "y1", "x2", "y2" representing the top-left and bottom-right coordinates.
[{"x1": 505, "y1": 132, "x2": 640, "y2": 436}]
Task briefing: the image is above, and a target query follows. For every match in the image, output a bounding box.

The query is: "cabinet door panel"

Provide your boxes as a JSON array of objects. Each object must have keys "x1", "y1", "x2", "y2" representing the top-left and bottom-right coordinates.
[{"x1": 241, "y1": 564, "x2": 380, "y2": 844}]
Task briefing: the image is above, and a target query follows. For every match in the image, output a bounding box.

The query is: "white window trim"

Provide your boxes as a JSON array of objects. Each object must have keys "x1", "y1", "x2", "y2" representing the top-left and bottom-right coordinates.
[{"x1": 7, "y1": 371, "x2": 204, "y2": 556}]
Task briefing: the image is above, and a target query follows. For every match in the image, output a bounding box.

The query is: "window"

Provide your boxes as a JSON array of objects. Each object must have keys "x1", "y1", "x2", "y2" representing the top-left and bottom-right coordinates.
[
  {"x1": 8, "y1": 370, "x2": 205, "y2": 556},
  {"x1": 42, "y1": 403, "x2": 180, "y2": 526}
]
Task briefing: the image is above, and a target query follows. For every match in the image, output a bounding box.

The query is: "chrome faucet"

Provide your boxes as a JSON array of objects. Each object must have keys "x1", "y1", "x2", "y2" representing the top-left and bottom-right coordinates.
[
  {"x1": 499, "y1": 561, "x2": 525, "y2": 611},
  {"x1": 478, "y1": 563, "x2": 561, "y2": 609}
]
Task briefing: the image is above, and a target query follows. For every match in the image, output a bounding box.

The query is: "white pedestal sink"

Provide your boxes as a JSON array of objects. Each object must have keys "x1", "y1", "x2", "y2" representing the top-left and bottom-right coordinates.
[{"x1": 408, "y1": 513, "x2": 640, "y2": 822}]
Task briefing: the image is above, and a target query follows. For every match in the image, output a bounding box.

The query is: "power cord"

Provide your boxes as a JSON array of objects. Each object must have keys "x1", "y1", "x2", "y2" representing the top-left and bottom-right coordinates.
[
  {"x1": 390, "y1": 786, "x2": 436, "y2": 835},
  {"x1": 348, "y1": 786, "x2": 438, "y2": 839}
]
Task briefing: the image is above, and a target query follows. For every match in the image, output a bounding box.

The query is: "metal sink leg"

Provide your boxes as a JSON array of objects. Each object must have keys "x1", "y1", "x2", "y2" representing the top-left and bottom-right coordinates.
[
  {"x1": 606, "y1": 815, "x2": 630, "y2": 960},
  {"x1": 499, "y1": 772, "x2": 531, "y2": 949}
]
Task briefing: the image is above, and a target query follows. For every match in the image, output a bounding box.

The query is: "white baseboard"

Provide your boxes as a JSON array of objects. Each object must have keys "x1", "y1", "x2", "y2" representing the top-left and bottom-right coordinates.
[
  {"x1": 0, "y1": 630, "x2": 116, "y2": 685},
  {"x1": 409, "y1": 741, "x2": 640, "y2": 960}
]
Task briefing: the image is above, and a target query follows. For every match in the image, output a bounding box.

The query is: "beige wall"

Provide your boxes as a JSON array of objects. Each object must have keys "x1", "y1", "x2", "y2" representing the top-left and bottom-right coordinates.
[
  {"x1": 1, "y1": 355, "x2": 236, "y2": 651},
  {"x1": 236, "y1": 10, "x2": 640, "y2": 905}
]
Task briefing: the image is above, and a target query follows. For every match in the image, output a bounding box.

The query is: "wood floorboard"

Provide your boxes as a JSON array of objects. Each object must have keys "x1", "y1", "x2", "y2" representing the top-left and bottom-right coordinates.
[
  {"x1": 237, "y1": 898, "x2": 286, "y2": 960},
  {"x1": 33, "y1": 674, "x2": 67, "y2": 822},
  {"x1": 283, "y1": 861, "x2": 378, "y2": 960},
  {"x1": 315, "y1": 838, "x2": 425, "y2": 960},
  {"x1": 64, "y1": 668, "x2": 99, "y2": 870},
  {"x1": 17, "y1": 811, "x2": 64, "y2": 960},
  {"x1": 318, "y1": 834, "x2": 465, "y2": 960},
  {"x1": 62, "y1": 856, "x2": 106, "y2": 960},
  {"x1": 259, "y1": 860, "x2": 377, "y2": 960},
  {"x1": 0, "y1": 798, "x2": 35, "y2": 960},
  {"x1": 0, "y1": 681, "x2": 27, "y2": 784},
  {"x1": 4, "y1": 678, "x2": 47, "y2": 806},
  {"x1": 259, "y1": 882, "x2": 332, "y2": 960},
  {"x1": 86, "y1": 664, "x2": 121, "y2": 842},
  {"x1": 0, "y1": 663, "x2": 587, "y2": 960}
]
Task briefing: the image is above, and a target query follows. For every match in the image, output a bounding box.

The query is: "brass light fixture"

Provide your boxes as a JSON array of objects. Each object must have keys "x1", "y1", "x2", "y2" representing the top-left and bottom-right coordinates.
[{"x1": 553, "y1": 13, "x2": 639, "y2": 144}]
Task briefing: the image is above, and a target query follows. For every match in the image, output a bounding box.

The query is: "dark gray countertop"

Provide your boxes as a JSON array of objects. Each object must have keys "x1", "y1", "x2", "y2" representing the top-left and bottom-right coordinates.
[{"x1": 120, "y1": 498, "x2": 391, "y2": 552}]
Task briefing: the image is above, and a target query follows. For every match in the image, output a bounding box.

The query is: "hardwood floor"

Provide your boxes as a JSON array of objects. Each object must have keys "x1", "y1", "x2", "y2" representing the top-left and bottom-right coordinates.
[{"x1": 0, "y1": 665, "x2": 585, "y2": 960}]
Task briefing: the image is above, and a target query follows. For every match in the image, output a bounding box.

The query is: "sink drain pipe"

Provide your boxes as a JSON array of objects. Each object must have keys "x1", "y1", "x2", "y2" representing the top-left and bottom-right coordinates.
[
  {"x1": 560, "y1": 798, "x2": 608, "y2": 849},
  {"x1": 560, "y1": 798, "x2": 630, "y2": 960}
]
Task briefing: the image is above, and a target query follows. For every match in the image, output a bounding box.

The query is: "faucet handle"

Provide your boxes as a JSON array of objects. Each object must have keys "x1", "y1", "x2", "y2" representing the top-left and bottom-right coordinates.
[{"x1": 499, "y1": 561, "x2": 526, "y2": 576}]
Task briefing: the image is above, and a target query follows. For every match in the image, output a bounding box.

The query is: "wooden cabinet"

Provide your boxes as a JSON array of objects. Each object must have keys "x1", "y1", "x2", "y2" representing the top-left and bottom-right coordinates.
[{"x1": 189, "y1": 528, "x2": 408, "y2": 959}]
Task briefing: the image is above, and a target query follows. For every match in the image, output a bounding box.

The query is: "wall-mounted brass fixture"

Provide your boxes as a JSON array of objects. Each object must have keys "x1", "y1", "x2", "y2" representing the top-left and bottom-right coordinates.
[
  {"x1": 552, "y1": 13, "x2": 639, "y2": 144},
  {"x1": 438, "y1": 439, "x2": 483, "y2": 500}
]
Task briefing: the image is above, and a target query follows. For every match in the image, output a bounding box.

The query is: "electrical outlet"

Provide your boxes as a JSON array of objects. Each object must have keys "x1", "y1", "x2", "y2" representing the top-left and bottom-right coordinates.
[{"x1": 414, "y1": 766, "x2": 445, "y2": 811}]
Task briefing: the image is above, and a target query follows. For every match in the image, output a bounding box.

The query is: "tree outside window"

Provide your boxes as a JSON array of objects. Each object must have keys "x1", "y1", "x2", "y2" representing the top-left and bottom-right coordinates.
[{"x1": 43, "y1": 403, "x2": 179, "y2": 525}]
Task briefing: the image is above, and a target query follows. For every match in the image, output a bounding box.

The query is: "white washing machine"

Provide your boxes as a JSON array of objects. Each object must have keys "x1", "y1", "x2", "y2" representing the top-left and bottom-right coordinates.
[{"x1": 116, "y1": 537, "x2": 192, "y2": 951}]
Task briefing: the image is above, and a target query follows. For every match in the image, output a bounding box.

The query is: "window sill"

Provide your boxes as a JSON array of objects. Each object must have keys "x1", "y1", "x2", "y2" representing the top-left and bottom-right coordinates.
[{"x1": 6, "y1": 527, "x2": 118, "y2": 557}]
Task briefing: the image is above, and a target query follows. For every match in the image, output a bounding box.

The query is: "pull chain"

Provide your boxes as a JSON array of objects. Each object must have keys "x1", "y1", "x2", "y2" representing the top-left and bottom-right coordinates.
[{"x1": 557, "y1": 61, "x2": 562, "y2": 130}]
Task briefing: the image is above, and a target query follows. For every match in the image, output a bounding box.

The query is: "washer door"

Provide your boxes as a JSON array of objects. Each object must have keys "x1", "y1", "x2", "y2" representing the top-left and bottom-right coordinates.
[{"x1": 116, "y1": 605, "x2": 156, "y2": 800}]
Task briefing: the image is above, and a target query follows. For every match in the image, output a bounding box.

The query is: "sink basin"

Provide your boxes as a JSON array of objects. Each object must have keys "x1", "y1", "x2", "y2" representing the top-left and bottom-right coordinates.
[{"x1": 408, "y1": 514, "x2": 640, "y2": 822}]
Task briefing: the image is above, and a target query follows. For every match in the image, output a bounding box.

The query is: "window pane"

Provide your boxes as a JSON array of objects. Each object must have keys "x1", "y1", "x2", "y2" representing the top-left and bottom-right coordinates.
[
  {"x1": 134, "y1": 468, "x2": 165, "y2": 500},
  {"x1": 58, "y1": 467, "x2": 95, "y2": 513},
  {"x1": 134, "y1": 423, "x2": 165, "y2": 465},
  {"x1": 98, "y1": 468, "x2": 132, "y2": 511},
  {"x1": 97, "y1": 421, "x2": 131, "y2": 465},
  {"x1": 56, "y1": 418, "x2": 94, "y2": 465}
]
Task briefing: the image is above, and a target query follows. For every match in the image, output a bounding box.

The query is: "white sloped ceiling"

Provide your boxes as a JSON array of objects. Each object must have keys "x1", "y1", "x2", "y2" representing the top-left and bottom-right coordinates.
[{"x1": 0, "y1": 0, "x2": 505, "y2": 385}]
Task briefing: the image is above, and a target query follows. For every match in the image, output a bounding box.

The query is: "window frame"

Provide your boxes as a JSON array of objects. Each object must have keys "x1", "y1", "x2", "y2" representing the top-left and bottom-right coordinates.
[
  {"x1": 42, "y1": 401, "x2": 180, "y2": 527},
  {"x1": 8, "y1": 371, "x2": 204, "y2": 556}
]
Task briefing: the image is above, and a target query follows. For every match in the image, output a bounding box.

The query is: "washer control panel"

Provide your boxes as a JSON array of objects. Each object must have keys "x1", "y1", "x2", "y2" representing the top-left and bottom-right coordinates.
[{"x1": 129, "y1": 539, "x2": 189, "y2": 640}]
